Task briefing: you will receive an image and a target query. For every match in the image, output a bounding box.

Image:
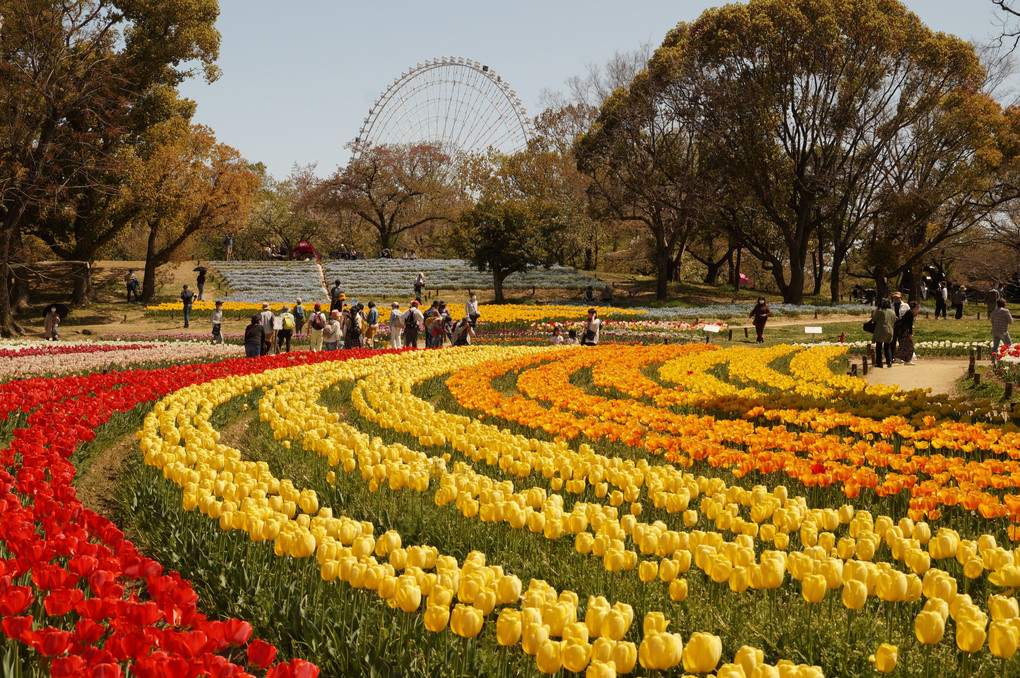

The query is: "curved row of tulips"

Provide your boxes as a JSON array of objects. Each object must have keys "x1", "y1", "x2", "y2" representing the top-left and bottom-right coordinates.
[
  {"x1": 129, "y1": 345, "x2": 1020, "y2": 676},
  {"x1": 0, "y1": 352, "x2": 344, "y2": 677}
]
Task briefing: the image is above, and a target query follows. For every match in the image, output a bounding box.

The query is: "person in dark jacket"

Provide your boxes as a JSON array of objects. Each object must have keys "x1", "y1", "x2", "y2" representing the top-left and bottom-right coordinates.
[
  {"x1": 893, "y1": 301, "x2": 918, "y2": 364},
  {"x1": 870, "y1": 299, "x2": 897, "y2": 368},
  {"x1": 749, "y1": 297, "x2": 770, "y2": 343},
  {"x1": 243, "y1": 314, "x2": 265, "y2": 358}
]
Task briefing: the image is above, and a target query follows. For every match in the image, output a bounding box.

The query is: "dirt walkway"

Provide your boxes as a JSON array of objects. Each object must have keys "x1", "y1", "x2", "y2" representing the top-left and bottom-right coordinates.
[
  {"x1": 865, "y1": 358, "x2": 968, "y2": 395},
  {"x1": 74, "y1": 432, "x2": 135, "y2": 522}
]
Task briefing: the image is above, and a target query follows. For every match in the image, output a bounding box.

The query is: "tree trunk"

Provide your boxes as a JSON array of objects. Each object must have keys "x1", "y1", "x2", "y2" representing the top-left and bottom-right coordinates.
[
  {"x1": 0, "y1": 215, "x2": 26, "y2": 337},
  {"x1": 655, "y1": 236, "x2": 671, "y2": 301},
  {"x1": 141, "y1": 224, "x2": 160, "y2": 302},
  {"x1": 812, "y1": 248, "x2": 824, "y2": 296},
  {"x1": 733, "y1": 247, "x2": 742, "y2": 293},
  {"x1": 493, "y1": 268, "x2": 507, "y2": 303},
  {"x1": 704, "y1": 258, "x2": 724, "y2": 285},
  {"x1": 72, "y1": 264, "x2": 93, "y2": 306},
  {"x1": 830, "y1": 248, "x2": 846, "y2": 302}
]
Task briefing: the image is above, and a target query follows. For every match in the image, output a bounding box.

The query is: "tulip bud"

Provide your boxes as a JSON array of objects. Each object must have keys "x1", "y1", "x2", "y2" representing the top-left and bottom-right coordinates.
[
  {"x1": 867, "y1": 643, "x2": 897, "y2": 674},
  {"x1": 682, "y1": 632, "x2": 722, "y2": 673},
  {"x1": 914, "y1": 610, "x2": 945, "y2": 645}
]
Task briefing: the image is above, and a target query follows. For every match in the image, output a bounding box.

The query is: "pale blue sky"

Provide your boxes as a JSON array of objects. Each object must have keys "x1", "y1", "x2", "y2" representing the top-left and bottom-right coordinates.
[{"x1": 177, "y1": 1, "x2": 1015, "y2": 178}]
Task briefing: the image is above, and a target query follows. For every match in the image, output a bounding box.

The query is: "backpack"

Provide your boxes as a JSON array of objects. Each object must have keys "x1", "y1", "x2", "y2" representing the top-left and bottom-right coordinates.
[
  {"x1": 310, "y1": 312, "x2": 325, "y2": 331},
  {"x1": 283, "y1": 314, "x2": 295, "y2": 331}
]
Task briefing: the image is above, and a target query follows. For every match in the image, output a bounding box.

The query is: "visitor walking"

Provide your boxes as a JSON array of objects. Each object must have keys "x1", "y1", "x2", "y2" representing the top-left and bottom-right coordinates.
[
  {"x1": 749, "y1": 297, "x2": 770, "y2": 343},
  {"x1": 402, "y1": 300, "x2": 424, "y2": 349},
  {"x1": 211, "y1": 301, "x2": 223, "y2": 345},
  {"x1": 952, "y1": 285, "x2": 967, "y2": 320},
  {"x1": 259, "y1": 303, "x2": 275, "y2": 356},
  {"x1": 125, "y1": 270, "x2": 139, "y2": 303},
  {"x1": 44, "y1": 306, "x2": 60, "y2": 341},
  {"x1": 308, "y1": 303, "x2": 326, "y2": 351},
  {"x1": 365, "y1": 301, "x2": 379, "y2": 348},
  {"x1": 323, "y1": 310, "x2": 342, "y2": 351},
  {"x1": 180, "y1": 285, "x2": 196, "y2": 328},
  {"x1": 893, "y1": 301, "x2": 918, "y2": 364},
  {"x1": 582, "y1": 308, "x2": 602, "y2": 346},
  {"x1": 935, "y1": 282, "x2": 948, "y2": 319},
  {"x1": 869, "y1": 299, "x2": 896, "y2": 368},
  {"x1": 244, "y1": 315, "x2": 264, "y2": 358},
  {"x1": 389, "y1": 302, "x2": 404, "y2": 349},
  {"x1": 277, "y1": 305, "x2": 295, "y2": 353},
  {"x1": 195, "y1": 268, "x2": 207, "y2": 301},
  {"x1": 987, "y1": 287, "x2": 1001, "y2": 317},
  {"x1": 329, "y1": 280, "x2": 344, "y2": 313},
  {"x1": 466, "y1": 291, "x2": 481, "y2": 328},
  {"x1": 293, "y1": 298, "x2": 305, "y2": 335},
  {"x1": 225, "y1": 233, "x2": 234, "y2": 261},
  {"x1": 991, "y1": 298, "x2": 1013, "y2": 363},
  {"x1": 414, "y1": 272, "x2": 425, "y2": 301}
]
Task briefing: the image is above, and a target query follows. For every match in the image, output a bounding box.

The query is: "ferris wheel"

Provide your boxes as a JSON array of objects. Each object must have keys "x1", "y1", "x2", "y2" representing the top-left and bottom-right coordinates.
[{"x1": 356, "y1": 57, "x2": 533, "y2": 156}]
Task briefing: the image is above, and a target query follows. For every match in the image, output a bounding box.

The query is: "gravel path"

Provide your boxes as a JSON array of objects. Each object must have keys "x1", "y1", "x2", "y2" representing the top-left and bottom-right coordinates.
[{"x1": 865, "y1": 357, "x2": 968, "y2": 395}]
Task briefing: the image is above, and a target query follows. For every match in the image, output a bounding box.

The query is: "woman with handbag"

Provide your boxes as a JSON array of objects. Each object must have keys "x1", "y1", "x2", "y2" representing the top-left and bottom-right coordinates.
[
  {"x1": 582, "y1": 308, "x2": 602, "y2": 346},
  {"x1": 868, "y1": 299, "x2": 897, "y2": 368}
]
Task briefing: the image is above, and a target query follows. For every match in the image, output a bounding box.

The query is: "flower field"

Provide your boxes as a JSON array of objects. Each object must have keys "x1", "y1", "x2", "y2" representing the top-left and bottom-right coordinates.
[{"x1": 6, "y1": 340, "x2": 1020, "y2": 677}]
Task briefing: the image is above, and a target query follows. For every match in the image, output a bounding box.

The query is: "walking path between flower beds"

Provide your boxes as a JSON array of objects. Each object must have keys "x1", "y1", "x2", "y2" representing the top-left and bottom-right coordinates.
[{"x1": 865, "y1": 357, "x2": 967, "y2": 395}]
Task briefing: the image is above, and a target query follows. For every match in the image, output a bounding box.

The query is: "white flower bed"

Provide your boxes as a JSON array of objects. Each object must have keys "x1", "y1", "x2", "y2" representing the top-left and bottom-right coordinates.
[
  {"x1": 321, "y1": 259, "x2": 602, "y2": 296},
  {"x1": 0, "y1": 340, "x2": 239, "y2": 379},
  {"x1": 210, "y1": 261, "x2": 324, "y2": 303}
]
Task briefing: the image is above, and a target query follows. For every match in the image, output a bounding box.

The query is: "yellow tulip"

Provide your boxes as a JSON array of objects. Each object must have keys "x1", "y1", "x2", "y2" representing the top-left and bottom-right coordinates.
[
  {"x1": 914, "y1": 610, "x2": 945, "y2": 645},
  {"x1": 841, "y1": 580, "x2": 867, "y2": 610},
  {"x1": 586, "y1": 660, "x2": 617, "y2": 678},
  {"x1": 536, "y1": 639, "x2": 562, "y2": 674},
  {"x1": 424, "y1": 604, "x2": 450, "y2": 633},
  {"x1": 450, "y1": 604, "x2": 483, "y2": 638},
  {"x1": 638, "y1": 632, "x2": 683, "y2": 671},
  {"x1": 643, "y1": 612, "x2": 669, "y2": 635},
  {"x1": 801, "y1": 574, "x2": 826, "y2": 604},
  {"x1": 867, "y1": 643, "x2": 897, "y2": 674},
  {"x1": 682, "y1": 632, "x2": 722, "y2": 673},
  {"x1": 990, "y1": 595, "x2": 1020, "y2": 621},
  {"x1": 670, "y1": 578, "x2": 689, "y2": 602},
  {"x1": 638, "y1": 560, "x2": 657, "y2": 583},
  {"x1": 562, "y1": 639, "x2": 592, "y2": 673},
  {"x1": 496, "y1": 609, "x2": 522, "y2": 646},
  {"x1": 611, "y1": 641, "x2": 637, "y2": 674},
  {"x1": 523, "y1": 624, "x2": 550, "y2": 656},
  {"x1": 990, "y1": 620, "x2": 1020, "y2": 659},
  {"x1": 734, "y1": 645, "x2": 764, "y2": 676},
  {"x1": 956, "y1": 618, "x2": 987, "y2": 653},
  {"x1": 601, "y1": 610, "x2": 630, "y2": 641}
]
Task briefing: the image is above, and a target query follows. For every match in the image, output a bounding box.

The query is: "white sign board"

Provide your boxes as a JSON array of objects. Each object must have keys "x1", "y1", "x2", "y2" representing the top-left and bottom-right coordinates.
[
  {"x1": 804, "y1": 326, "x2": 823, "y2": 335},
  {"x1": 703, "y1": 324, "x2": 722, "y2": 333}
]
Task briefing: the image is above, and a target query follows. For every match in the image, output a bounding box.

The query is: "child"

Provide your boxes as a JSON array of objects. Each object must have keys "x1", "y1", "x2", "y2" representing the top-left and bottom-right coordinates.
[
  {"x1": 564, "y1": 329, "x2": 579, "y2": 346},
  {"x1": 550, "y1": 326, "x2": 564, "y2": 345},
  {"x1": 44, "y1": 306, "x2": 60, "y2": 341},
  {"x1": 211, "y1": 301, "x2": 224, "y2": 344}
]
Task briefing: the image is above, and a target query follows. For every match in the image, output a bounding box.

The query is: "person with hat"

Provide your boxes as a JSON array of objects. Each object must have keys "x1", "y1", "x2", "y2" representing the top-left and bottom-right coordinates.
[
  {"x1": 438, "y1": 300, "x2": 453, "y2": 346},
  {"x1": 329, "y1": 280, "x2": 344, "y2": 312},
  {"x1": 259, "y1": 303, "x2": 275, "y2": 356},
  {"x1": 322, "y1": 309, "x2": 343, "y2": 351},
  {"x1": 389, "y1": 301, "x2": 404, "y2": 349},
  {"x1": 402, "y1": 300, "x2": 424, "y2": 349},
  {"x1": 308, "y1": 303, "x2": 327, "y2": 351},
  {"x1": 276, "y1": 305, "x2": 295, "y2": 353}
]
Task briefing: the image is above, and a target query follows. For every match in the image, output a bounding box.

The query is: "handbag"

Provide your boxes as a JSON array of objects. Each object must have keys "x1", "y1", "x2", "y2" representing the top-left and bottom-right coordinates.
[{"x1": 863, "y1": 319, "x2": 876, "y2": 333}]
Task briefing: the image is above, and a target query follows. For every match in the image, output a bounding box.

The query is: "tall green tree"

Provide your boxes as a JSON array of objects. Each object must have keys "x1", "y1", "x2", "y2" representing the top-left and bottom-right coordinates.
[
  {"x1": 455, "y1": 200, "x2": 546, "y2": 303},
  {"x1": 0, "y1": 0, "x2": 220, "y2": 335}
]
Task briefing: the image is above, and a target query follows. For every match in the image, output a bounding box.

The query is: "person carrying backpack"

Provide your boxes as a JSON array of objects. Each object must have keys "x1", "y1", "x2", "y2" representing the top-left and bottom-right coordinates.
[
  {"x1": 344, "y1": 303, "x2": 364, "y2": 349},
  {"x1": 308, "y1": 303, "x2": 326, "y2": 351},
  {"x1": 402, "y1": 300, "x2": 424, "y2": 349},
  {"x1": 365, "y1": 301, "x2": 379, "y2": 348},
  {"x1": 277, "y1": 305, "x2": 295, "y2": 353},
  {"x1": 181, "y1": 285, "x2": 196, "y2": 328}
]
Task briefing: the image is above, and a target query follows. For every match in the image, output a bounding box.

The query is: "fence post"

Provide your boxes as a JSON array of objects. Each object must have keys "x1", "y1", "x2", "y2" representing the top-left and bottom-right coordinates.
[
  {"x1": 1006, "y1": 382, "x2": 1014, "y2": 401},
  {"x1": 862, "y1": 354, "x2": 868, "y2": 375},
  {"x1": 969, "y1": 350, "x2": 976, "y2": 376}
]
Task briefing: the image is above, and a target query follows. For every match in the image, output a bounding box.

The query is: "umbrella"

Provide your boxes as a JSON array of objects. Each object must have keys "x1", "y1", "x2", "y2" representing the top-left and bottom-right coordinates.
[
  {"x1": 41, "y1": 303, "x2": 70, "y2": 320},
  {"x1": 193, "y1": 266, "x2": 208, "y2": 273}
]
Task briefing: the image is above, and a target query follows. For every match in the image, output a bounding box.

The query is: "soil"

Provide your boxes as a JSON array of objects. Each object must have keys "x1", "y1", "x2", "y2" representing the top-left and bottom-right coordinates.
[
  {"x1": 74, "y1": 432, "x2": 136, "y2": 522},
  {"x1": 864, "y1": 357, "x2": 967, "y2": 396}
]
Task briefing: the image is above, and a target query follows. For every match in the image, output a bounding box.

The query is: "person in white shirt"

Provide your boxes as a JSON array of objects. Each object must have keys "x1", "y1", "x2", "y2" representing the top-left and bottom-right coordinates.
[
  {"x1": 210, "y1": 301, "x2": 223, "y2": 345},
  {"x1": 308, "y1": 303, "x2": 327, "y2": 351},
  {"x1": 322, "y1": 310, "x2": 342, "y2": 351},
  {"x1": 466, "y1": 291, "x2": 480, "y2": 327},
  {"x1": 258, "y1": 303, "x2": 275, "y2": 356},
  {"x1": 388, "y1": 301, "x2": 404, "y2": 349},
  {"x1": 582, "y1": 308, "x2": 602, "y2": 346},
  {"x1": 564, "y1": 329, "x2": 579, "y2": 345},
  {"x1": 550, "y1": 326, "x2": 564, "y2": 345}
]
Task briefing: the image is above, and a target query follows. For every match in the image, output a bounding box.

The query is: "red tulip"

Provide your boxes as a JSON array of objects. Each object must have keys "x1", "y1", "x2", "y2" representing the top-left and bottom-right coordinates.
[
  {"x1": 44, "y1": 588, "x2": 85, "y2": 616},
  {"x1": 50, "y1": 655, "x2": 86, "y2": 677},
  {"x1": 74, "y1": 619, "x2": 106, "y2": 645},
  {"x1": 0, "y1": 584, "x2": 33, "y2": 615},
  {"x1": 125, "y1": 600, "x2": 162, "y2": 627},
  {"x1": 267, "y1": 659, "x2": 320, "y2": 678},
  {"x1": 90, "y1": 663, "x2": 122, "y2": 678},
  {"x1": 69, "y1": 554, "x2": 99, "y2": 577},
  {"x1": 247, "y1": 638, "x2": 278, "y2": 668},
  {"x1": 222, "y1": 619, "x2": 253, "y2": 647},
  {"x1": 34, "y1": 627, "x2": 73, "y2": 656},
  {"x1": 1, "y1": 615, "x2": 33, "y2": 642}
]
